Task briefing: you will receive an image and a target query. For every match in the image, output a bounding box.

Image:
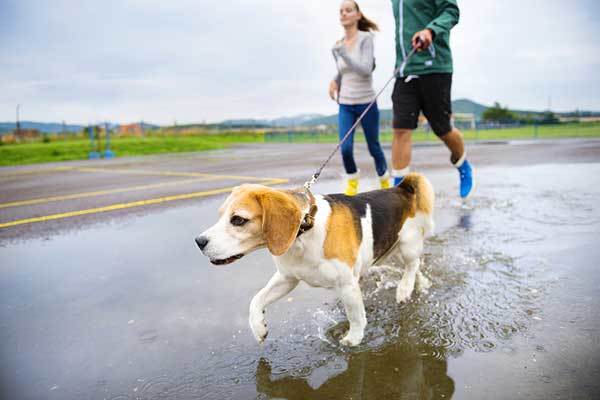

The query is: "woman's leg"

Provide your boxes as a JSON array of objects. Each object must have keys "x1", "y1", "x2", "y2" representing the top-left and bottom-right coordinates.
[
  {"x1": 359, "y1": 102, "x2": 388, "y2": 177},
  {"x1": 338, "y1": 104, "x2": 357, "y2": 174}
]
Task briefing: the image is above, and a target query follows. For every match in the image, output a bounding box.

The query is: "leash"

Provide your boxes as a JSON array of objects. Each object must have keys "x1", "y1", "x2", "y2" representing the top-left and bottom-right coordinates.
[
  {"x1": 303, "y1": 43, "x2": 420, "y2": 192},
  {"x1": 297, "y1": 41, "x2": 422, "y2": 237}
]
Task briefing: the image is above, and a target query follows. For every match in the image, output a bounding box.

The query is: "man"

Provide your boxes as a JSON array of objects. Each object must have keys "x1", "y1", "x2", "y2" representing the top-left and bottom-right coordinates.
[{"x1": 390, "y1": 0, "x2": 472, "y2": 198}]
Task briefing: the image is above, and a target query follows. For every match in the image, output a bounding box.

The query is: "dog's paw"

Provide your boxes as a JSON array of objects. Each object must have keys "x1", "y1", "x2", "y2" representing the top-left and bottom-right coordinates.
[
  {"x1": 396, "y1": 283, "x2": 414, "y2": 304},
  {"x1": 340, "y1": 331, "x2": 363, "y2": 347},
  {"x1": 249, "y1": 314, "x2": 268, "y2": 344}
]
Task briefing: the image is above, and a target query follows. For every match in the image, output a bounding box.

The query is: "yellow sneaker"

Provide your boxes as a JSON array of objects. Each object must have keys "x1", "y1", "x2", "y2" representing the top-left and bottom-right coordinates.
[
  {"x1": 379, "y1": 171, "x2": 391, "y2": 189},
  {"x1": 344, "y1": 178, "x2": 359, "y2": 196}
]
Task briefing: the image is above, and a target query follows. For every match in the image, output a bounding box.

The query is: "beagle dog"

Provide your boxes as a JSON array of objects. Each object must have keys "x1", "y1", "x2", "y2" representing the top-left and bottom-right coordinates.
[{"x1": 195, "y1": 173, "x2": 434, "y2": 346}]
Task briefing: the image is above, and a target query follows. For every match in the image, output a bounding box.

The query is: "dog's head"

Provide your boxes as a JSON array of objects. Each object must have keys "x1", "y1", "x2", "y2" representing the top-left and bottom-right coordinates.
[{"x1": 195, "y1": 184, "x2": 304, "y2": 265}]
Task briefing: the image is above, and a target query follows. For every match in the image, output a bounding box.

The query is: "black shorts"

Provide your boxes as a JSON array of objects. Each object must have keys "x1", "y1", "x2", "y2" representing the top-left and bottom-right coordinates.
[{"x1": 391, "y1": 73, "x2": 453, "y2": 137}]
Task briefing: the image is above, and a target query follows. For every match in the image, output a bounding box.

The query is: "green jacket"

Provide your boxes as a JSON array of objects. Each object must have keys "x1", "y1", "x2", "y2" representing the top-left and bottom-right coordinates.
[{"x1": 391, "y1": 0, "x2": 459, "y2": 76}]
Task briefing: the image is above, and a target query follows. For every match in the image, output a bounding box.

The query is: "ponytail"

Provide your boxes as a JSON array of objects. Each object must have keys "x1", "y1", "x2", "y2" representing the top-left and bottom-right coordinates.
[
  {"x1": 358, "y1": 15, "x2": 379, "y2": 32},
  {"x1": 353, "y1": 1, "x2": 379, "y2": 32}
]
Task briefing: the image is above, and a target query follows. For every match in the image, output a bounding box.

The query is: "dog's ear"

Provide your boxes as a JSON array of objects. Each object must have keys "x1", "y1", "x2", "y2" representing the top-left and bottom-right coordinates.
[{"x1": 258, "y1": 191, "x2": 302, "y2": 256}]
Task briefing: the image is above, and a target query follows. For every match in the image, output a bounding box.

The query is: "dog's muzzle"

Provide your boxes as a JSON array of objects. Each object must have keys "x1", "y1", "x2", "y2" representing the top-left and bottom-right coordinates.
[{"x1": 194, "y1": 236, "x2": 244, "y2": 265}]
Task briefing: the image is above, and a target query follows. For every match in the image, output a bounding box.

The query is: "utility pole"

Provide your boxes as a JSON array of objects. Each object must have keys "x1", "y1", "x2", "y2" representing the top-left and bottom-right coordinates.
[{"x1": 16, "y1": 104, "x2": 21, "y2": 137}]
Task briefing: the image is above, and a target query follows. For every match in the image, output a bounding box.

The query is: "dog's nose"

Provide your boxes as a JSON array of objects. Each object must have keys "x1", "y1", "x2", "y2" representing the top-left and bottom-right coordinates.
[{"x1": 195, "y1": 236, "x2": 209, "y2": 250}]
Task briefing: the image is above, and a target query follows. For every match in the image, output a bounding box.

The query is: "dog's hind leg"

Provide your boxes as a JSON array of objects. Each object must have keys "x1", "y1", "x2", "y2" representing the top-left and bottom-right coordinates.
[
  {"x1": 396, "y1": 258, "x2": 420, "y2": 303},
  {"x1": 338, "y1": 280, "x2": 367, "y2": 347},
  {"x1": 396, "y1": 221, "x2": 425, "y2": 303},
  {"x1": 249, "y1": 272, "x2": 299, "y2": 344}
]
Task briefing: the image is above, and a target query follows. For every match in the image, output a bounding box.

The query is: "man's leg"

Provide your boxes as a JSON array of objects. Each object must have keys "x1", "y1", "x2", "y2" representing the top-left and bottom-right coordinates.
[
  {"x1": 392, "y1": 128, "x2": 413, "y2": 186},
  {"x1": 420, "y1": 73, "x2": 473, "y2": 198},
  {"x1": 439, "y1": 127, "x2": 473, "y2": 198},
  {"x1": 391, "y1": 77, "x2": 420, "y2": 186},
  {"x1": 439, "y1": 127, "x2": 464, "y2": 164}
]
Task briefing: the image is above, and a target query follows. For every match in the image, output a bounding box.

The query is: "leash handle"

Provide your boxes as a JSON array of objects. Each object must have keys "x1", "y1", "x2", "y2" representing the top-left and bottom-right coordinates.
[{"x1": 413, "y1": 36, "x2": 423, "y2": 49}]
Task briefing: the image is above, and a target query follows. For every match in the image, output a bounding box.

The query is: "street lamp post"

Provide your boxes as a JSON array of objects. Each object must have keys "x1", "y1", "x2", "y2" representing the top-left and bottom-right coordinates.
[
  {"x1": 104, "y1": 122, "x2": 114, "y2": 158},
  {"x1": 16, "y1": 104, "x2": 21, "y2": 137}
]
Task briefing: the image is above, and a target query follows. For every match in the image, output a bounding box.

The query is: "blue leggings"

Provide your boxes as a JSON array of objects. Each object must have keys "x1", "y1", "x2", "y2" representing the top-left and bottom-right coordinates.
[{"x1": 338, "y1": 102, "x2": 388, "y2": 176}]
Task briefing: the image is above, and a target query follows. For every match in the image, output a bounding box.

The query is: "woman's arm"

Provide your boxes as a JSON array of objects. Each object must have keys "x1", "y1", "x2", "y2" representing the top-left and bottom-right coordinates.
[
  {"x1": 329, "y1": 80, "x2": 339, "y2": 101},
  {"x1": 330, "y1": 48, "x2": 341, "y2": 101},
  {"x1": 333, "y1": 34, "x2": 374, "y2": 77}
]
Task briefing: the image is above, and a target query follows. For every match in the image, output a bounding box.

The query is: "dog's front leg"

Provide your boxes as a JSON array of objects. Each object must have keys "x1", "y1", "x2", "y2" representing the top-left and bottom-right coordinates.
[
  {"x1": 338, "y1": 280, "x2": 367, "y2": 347},
  {"x1": 249, "y1": 271, "x2": 298, "y2": 344}
]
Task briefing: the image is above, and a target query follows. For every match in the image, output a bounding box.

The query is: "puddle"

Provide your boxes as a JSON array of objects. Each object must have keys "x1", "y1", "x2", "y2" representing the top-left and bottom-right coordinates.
[{"x1": 1, "y1": 163, "x2": 599, "y2": 399}]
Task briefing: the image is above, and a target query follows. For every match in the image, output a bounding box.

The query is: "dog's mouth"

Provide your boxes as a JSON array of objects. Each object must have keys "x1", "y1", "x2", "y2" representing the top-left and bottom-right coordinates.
[{"x1": 210, "y1": 253, "x2": 244, "y2": 266}]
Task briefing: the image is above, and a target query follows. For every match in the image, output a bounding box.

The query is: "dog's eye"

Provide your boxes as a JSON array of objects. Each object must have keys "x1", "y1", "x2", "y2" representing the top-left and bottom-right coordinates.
[{"x1": 230, "y1": 215, "x2": 249, "y2": 226}]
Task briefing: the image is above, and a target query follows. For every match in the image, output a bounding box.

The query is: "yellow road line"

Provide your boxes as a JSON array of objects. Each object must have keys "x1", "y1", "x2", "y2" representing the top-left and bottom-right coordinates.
[
  {"x1": 0, "y1": 165, "x2": 280, "y2": 182},
  {"x1": 0, "y1": 177, "x2": 220, "y2": 209},
  {"x1": 72, "y1": 167, "x2": 283, "y2": 181},
  {"x1": 0, "y1": 166, "x2": 76, "y2": 176},
  {"x1": 74, "y1": 167, "x2": 207, "y2": 177},
  {"x1": 0, "y1": 166, "x2": 77, "y2": 180},
  {"x1": 0, "y1": 178, "x2": 288, "y2": 229}
]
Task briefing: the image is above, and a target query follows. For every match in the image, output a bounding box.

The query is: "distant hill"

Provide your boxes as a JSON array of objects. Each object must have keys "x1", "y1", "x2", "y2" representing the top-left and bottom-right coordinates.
[
  {"x1": 452, "y1": 98, "x2": 489, "y2": 118},
  {"x1": 220, "y1": 113, "x2": 324, "y2": 128},
  {"x1": 131, "y1": 122, "x2": 160, "y2": 131},
  {"x1": 254, "y1": 99, "x2": 598, "y2": 127},
  {"x1": 0, "y1": 121, "x2": 159, "y2": 134},
  {"x1": 2, "y1": 99, "x2": 598, "y2": 134},
  {"x1": 216, "y1": 119, "x2": 272, "y2": 129},
  {"x1": 0, "y1": 121, "x2": 84, "y2": 134},
  {"x1": 299, "y1": 98, "x2": 491, "y2": 126}
]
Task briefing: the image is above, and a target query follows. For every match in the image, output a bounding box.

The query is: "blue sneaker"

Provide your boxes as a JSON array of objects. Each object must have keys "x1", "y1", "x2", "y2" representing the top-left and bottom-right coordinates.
[
  {"x1": 457, "y1": 160, "x2": 473, "y2": 198},
  {"x1": 393, "y1": 176, "x2": 404, "y2": 186}
]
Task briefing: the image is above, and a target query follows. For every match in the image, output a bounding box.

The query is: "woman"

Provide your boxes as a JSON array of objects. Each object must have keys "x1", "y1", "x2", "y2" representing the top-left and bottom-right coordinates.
[{"x1": 330, "y1": 0, "x2": 390, "y2": 196}]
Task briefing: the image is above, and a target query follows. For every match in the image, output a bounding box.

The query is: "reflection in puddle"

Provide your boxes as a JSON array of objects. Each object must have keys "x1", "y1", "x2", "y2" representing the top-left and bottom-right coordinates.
[{"x1": 255, "y1": 340, "x2": 455, "y2": 399}]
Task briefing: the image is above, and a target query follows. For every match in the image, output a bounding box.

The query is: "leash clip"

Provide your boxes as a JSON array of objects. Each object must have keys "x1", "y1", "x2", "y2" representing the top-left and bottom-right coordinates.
[{"x1": 303, "y1": 173, "x2": 318, "y2": 192}]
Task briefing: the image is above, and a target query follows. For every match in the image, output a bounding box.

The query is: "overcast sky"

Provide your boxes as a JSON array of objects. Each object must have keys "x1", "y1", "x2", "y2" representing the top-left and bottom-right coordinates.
[{"x1": 1, "y1": 0, "x2": 599, "y2": 124}]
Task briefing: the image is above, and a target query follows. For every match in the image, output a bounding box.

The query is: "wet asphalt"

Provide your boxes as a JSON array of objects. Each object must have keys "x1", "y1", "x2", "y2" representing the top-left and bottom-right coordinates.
[{"x1": 1, "y1": 139, "x2": 600, "y2": 399}]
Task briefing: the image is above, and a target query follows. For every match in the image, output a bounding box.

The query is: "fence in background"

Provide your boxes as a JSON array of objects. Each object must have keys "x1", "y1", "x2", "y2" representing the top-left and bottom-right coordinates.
[{"x1": 264, "y1": 122, "x2": 600, "y2": 143}]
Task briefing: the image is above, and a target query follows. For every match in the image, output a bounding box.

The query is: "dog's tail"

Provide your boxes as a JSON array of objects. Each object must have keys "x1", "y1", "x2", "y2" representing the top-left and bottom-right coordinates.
[{"x1": 398, "y1": 172, "x2": 435, "y2": 233}]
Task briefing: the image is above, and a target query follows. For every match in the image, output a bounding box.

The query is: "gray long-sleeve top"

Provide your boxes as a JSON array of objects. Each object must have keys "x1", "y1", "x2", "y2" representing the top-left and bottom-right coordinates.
[{"x1": 332, "y1": 31, "x2": 376, "y2": 105}]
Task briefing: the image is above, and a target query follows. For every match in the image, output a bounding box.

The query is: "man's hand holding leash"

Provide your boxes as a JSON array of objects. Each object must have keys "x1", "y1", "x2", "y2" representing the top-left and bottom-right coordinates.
[{"x1": 411, "y1": 29, "x2": 434, "y2": 51}]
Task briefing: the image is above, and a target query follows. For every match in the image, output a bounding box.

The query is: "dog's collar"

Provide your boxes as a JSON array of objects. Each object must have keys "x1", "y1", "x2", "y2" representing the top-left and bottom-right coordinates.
[{"x1": 297, "y1": 189, "x2": 318, "y2": 237}]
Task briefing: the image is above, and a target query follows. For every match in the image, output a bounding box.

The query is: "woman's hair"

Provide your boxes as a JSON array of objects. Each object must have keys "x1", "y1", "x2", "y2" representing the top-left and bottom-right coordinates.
[{"x1": 350, "y1": 1, "x2": 379, "y2": 32}]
